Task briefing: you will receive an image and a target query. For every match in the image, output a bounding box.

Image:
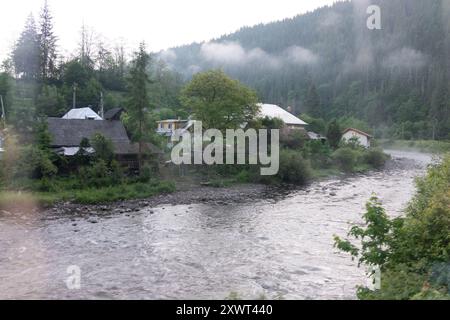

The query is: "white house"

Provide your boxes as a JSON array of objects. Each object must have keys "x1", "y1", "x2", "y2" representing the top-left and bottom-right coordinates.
[
  {"x1": 62, "y1": 107, "x2": 103, "y2": 120},
  {"x1": 257, "y1": 103, "x2": 308, "y2": 129},
  {"x1": 341, "y1": 128, "x2": 373, "y2": 148}
]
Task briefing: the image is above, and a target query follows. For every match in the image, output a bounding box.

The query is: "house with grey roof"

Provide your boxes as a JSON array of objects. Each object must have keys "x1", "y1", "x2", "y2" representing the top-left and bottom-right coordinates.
[{"x1": 47, "y1": 118, "x2": 162, "y2": 170}]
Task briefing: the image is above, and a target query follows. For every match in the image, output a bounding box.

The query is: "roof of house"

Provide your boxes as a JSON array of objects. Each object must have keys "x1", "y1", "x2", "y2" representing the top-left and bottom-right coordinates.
[
  {"x1": 343, "y1": 128, "x2": 373, "y2": 138},
  {"x1": 62, "y1": 107, "x2": 103, "y2": 120},
  {"x1": 257, "y1": 103, "x2": 308, "y2": 126},
  {"x1": 104, "y1": 108, "x2": 125, "y2": 120},
  {"x1": 47, "y1": 118, "x2": 161, "y2": 155}
]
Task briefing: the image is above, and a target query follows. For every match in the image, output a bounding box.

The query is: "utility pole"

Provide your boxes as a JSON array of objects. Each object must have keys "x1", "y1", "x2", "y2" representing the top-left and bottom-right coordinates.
[
  {"x1": 73, "y1": 83, "x2": 77, "y2": 109},
  {"x1": 100, "y1": 91, "x2": 104, "y2": 119},
  {"x1": 0, "y1": 95, "x2": 6, "y2": 127}
]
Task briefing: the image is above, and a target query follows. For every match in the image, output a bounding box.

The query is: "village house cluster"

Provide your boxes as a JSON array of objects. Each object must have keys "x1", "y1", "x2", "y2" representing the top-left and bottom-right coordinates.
[{"x1": 0, "y1": 103, "x2": 372, "y2": 164}]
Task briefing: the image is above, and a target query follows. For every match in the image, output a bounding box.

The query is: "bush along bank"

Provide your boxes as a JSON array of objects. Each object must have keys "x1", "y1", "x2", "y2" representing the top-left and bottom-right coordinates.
[
  {"x1": 334, "y1": 154, "x2": 450, "y2": 300},
  {"x1": 191, "y1": 137, "x2": 390, "y2": 188}
]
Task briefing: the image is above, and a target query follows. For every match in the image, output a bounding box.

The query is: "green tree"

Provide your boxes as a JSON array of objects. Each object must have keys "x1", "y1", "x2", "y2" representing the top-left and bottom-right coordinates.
[
  {"x1": 124, "y1": 42, "x2": 155, "y2": 171},
  {"x1": 326, "y1": 120, "x2": 342, "y2": 149},
  {"x1": 39, "y1": 0, "x2": 58, "y2": 82},
  {"x1": 13, "y1": 13, "x2": 40, "y2": 80},
  {"x1": 181, "y1": 70, "x2": 259, "y2": 131},
  {"x1": 304, "y1": 84, "x2": 322, "y2": 118},
  {"x1": 36, "y1": 85, "x2": 65, "y2": 117}
]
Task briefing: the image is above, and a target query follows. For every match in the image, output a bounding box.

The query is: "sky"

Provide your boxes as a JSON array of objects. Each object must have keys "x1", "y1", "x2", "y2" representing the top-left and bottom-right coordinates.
[{"x1": 0, "y1": 0, "x2": 340, "y2": 61}]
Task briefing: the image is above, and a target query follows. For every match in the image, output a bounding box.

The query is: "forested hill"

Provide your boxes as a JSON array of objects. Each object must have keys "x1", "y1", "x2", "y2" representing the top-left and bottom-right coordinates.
[{"x1": 162, "y1": 0, "x2": 450, "y2": 139}]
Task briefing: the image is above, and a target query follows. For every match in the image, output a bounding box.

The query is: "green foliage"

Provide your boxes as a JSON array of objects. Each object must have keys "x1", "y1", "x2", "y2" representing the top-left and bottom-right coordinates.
[
  {"x1": 326, "y1": 120, "x2": 342, "y2": 149},
  {"x1": 259, "y1": 116, "x2": 284, "y2": 130},
  {"x1": 337, "y1": 117, "x2": 372, "y2": 135},
  {"x1": 139, "y1": 164, "x2": 153, "y2": 183},
  {"x1": 304, "y1": 84, "x2": 322, "y2": 118},
  {"x1": 181, "y1": 70, "x2": 259, "y2": 131},
  {"x1": 12, "y1": 14, "x2": 40, "y2": 80},
  {"x1": 334, "y1": 155, "x2": 450, "y2": 300},
  {"x1": 14, "y1": 145, "x2": 57, "y2": 179},
  {"x1": 300, "y1": 114, "x2": 326, "y2": 134},
  {"x1": 363, "y1": 148, "x2": 389, "y2": 169},
  {"x1": 277, "y1": 149, "x2": 312, "y2": 185},
  {"x1": 334, "y1": 196, "x2": 396, "y2": 267},
  {"x1": 78, "y1": 160, "x2": 109, "y2": 188},
  {"x1": 332, "y1": 147, "x2": 358, "y2": 173},
  {"x1": 36, "y1": 85, "x2": 65, "y2": 117},
  {"x1": 91, "y1": 133, "x2": 114, "y2": 164},
  {"x1": 303, "y1": 140, "x2": 333, "y2": 169},
  {"x1": 124, "y1": 42, "x2": 158, "y2": 170},
  {"x1": 280, "y1": 129, "x2": 307, "y2": 150}
]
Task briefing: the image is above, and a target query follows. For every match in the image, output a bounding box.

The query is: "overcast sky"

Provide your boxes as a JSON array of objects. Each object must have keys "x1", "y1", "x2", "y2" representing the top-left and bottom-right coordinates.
[{"x1": 1, "y1": 0, "x2": 339, "y2": 61}]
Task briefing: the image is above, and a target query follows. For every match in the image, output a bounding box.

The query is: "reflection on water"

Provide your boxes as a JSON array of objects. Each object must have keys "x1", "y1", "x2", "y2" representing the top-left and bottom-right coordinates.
[{"x1": 0, "y1": 151, "x2": 431, "y2": 299}]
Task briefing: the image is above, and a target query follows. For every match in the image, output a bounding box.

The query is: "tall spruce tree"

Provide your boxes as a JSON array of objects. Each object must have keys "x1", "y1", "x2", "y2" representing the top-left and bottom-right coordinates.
[
  {"x1": 12, "y1": 13, "x2": 40, "y2": 80},
  {"x1": 305, "y1": 84, "x2": 322, "y2": 118},
  {"x1": 124, "y1": 42, "x2": 155, "y2": 171},
  {"x1": 39, "y1": 0, "x2": 57, "y2": 82}
]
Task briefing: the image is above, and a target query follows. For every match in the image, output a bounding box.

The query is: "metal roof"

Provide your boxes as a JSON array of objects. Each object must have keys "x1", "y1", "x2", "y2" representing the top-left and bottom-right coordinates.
[
  {"x1": 62, "y1": 107, "x2": 103, "y2": 120},
  {"x1": 257, "y1": 103, "x2": 308, "y2": 126}
]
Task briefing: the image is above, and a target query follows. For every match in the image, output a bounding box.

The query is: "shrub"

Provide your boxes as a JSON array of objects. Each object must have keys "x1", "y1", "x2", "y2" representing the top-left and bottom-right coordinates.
[
  {"x1": 364, "y1": 148, "x2": 389, "y2": 169},
  {"x1": 277, "y1": 149, "x2": 312, "y2": 185},
  {"x1": 91, "y1": 133, "x2": 114, "y2": 164},
  {"x1": 15, "y1": 146, "x2": 58, "y2": 179},
  {"x1": 303, "y1": 140, "x2": 333, "y2": 169},
  {"x1": 139, "y1": 164, "x2": 153, "y2": 183},
  {"x1": 78, "y1": 160, "x2": 110, "y2": 188},
  {"x1": 332, "y1": 147, "x2": 358, "y2": 172},
  {"x1": 280, "y1": 129, "x2": 307, "y2": 150}
]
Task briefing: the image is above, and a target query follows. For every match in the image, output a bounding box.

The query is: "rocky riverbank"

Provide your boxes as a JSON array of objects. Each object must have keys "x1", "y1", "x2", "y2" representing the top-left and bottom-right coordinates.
[{"x1": 44, "y1": 183, "x2": 282, "y2": 216}]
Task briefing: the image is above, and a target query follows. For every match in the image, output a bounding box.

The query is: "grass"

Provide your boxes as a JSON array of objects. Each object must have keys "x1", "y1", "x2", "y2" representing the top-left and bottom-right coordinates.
[
  {"x1": 0, "y1": 180, "x2": 176, "y2": 208},
  {"x1": 379, "y1": 139, "x2": 450, "y2": 154}
]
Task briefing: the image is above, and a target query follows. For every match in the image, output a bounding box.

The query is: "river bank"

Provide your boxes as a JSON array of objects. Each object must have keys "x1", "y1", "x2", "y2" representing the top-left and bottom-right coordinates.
[
  {"x1": 3, "y1": 151, "x2": 426, "y2": 216},
  {"x1": 0, "y1": 150, "x2": 427, "y2": 217}
]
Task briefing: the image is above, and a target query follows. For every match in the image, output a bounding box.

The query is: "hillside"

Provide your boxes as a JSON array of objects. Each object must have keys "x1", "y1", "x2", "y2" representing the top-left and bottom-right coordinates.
[{"x1": 162, "y1": 0, "x2": 450, "y2": 139}]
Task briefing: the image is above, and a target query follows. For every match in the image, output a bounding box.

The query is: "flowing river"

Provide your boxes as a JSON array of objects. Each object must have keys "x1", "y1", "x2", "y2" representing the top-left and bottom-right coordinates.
[{"x1": 0, "y1": 150, "x2": 432, "y2": 300}]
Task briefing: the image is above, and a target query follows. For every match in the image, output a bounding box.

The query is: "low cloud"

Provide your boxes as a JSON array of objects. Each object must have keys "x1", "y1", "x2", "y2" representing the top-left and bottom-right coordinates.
[
  {"x1": 187, "y1": 65, "x2": 202, "y2": 75},
  {"x1": 200, "y1": 41, "x2": 318, "y2": 68},
  {"x1": 200, "y1": 41, "x2": 247, "y2": 64},
  {"x1": 383, "y1": 48, "x2": 428, "y2": 69},
  {"x1": 284, "y1": 46, "x2": 320, "y2": 65},
  {"x1": 159, "y1": 49, "x2": 177, "y2": 62}
]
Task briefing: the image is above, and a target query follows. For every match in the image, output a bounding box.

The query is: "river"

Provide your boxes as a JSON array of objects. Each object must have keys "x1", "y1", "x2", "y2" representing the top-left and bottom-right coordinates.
[{"x1": 0, "y1": 150, "x2": 432, "y2": 300}]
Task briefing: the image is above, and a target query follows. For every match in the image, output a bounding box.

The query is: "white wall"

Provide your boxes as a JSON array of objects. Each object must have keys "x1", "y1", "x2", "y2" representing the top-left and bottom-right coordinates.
[{"x1": 342, "y1": 131, "x2": 370, "y2": 148}]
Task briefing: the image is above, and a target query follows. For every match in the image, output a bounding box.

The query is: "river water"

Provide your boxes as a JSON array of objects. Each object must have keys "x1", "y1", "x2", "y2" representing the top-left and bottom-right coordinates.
[{"x1": 0, "y1": 150, "x2": 432, "y2": 300}]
